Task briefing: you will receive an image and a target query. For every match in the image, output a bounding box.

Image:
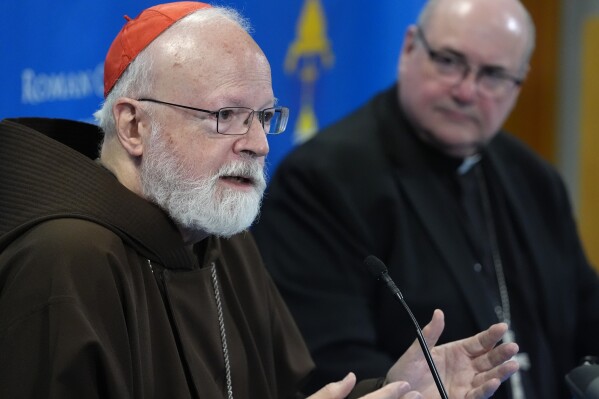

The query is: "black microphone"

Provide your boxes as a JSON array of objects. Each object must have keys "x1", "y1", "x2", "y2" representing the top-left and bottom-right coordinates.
[
  {"x1": 566, "y1": 357, "x2": 599, "y2": 399},
  {"x1": 364, "y1": 255, "x2": 449, "y2": 399}
]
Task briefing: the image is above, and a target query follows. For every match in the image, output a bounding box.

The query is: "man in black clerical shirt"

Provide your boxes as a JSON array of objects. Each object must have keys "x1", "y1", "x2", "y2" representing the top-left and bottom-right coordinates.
[{"x1": 254, "y1": 0, "x2": 599, "y2": 398}]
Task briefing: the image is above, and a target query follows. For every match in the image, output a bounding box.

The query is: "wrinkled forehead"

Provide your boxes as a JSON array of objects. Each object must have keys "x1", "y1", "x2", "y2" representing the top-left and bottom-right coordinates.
[{"x1": 148, "y1": 19, "x2": 273, "y2": 102}]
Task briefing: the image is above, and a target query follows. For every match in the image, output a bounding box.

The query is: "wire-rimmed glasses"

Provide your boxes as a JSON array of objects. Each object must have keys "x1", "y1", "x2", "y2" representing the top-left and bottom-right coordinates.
[
  {"x1": 138, "y1": 98, "x2": 289, "y2": 135},
  {"x1": 415, "y1": 26, "x2": 524, "y2": 98}
]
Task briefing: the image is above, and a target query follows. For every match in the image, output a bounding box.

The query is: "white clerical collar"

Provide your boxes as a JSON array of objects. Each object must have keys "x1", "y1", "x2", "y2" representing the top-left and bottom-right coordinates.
[{"x1": 457, "y1": 154, "x2": 482, "y2": 175}]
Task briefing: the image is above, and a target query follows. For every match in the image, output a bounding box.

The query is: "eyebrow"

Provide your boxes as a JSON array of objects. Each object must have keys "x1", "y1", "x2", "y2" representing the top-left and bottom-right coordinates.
[
  {"x1": 436, "y1": 46, "x2": 466, "y2": 58},
  {"x1": 216, "y1": 96, "x2": 278, "y2": 109},
  {"x1": 437, "y1": 47, "x2": 512, "y2": 72},
  {"x1": 219, "y1": 97, "x2": 246, "y2": 107}
]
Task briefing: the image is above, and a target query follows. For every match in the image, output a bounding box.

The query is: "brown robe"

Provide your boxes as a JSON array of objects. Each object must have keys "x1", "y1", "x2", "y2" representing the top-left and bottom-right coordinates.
[{"x1": 0, "y1": 118, "x2": 316, "y2": 398}]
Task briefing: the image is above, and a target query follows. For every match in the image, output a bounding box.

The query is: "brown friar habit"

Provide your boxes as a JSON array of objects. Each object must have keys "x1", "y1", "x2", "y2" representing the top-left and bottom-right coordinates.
[{"x1": 0, "y1": 118, "x2": 326, "y2": 398}]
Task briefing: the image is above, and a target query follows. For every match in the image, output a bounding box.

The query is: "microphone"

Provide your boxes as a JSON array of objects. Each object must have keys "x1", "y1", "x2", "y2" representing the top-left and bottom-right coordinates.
[
  {"x1": 566, "y1": 357, "x2": 599, "y2": 399},
  {"x1": 364, "y1": 255, "x2": 449, "y2": 399}
]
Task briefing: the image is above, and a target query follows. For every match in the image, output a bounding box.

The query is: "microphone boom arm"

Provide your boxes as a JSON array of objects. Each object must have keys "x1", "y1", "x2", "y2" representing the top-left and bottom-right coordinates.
[
  {"x1": 380, "y1": 272, "x2": 450, "y2": 399},
  {"x1": 365, "y1": 256, "x2": 449, "y2": 399}
]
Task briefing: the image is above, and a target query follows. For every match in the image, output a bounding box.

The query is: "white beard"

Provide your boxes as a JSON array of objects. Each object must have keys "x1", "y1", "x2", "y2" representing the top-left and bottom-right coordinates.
[{"x1": 140, "y1": 123, "x2": 266, "y2": 238}]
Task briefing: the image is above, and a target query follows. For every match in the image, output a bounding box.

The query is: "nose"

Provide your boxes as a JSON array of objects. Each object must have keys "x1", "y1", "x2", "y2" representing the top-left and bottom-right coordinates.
[
  {"x1": 233, "y1": 113, "x2": 269, "y2": 158},
  {"x1": 451, "y1": 68, "x2": 479, "y2": 103}
]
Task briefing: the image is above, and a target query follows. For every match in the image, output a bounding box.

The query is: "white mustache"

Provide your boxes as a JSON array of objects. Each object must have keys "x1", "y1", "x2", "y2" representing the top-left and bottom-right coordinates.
[{"x1": 215, "y1": 160, "x2": 267, "y2": 189}]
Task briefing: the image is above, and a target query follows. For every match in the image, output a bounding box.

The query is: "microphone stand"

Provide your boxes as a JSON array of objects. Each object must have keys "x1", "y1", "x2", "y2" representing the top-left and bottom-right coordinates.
[
  {"x1": 391, "y1": 288, "x2": 449, "y2": 399},
  {"x1": 364, "y1": 255, "x2": 449, "y2": 399}
]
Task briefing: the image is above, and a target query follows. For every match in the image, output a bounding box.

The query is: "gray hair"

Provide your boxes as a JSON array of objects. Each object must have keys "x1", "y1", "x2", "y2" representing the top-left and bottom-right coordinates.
[{"x1": 93, "y1": 6, "x2": 251, "y2": 142}]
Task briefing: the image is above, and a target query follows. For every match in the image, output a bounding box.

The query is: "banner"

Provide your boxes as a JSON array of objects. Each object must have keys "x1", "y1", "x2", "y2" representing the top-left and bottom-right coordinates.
[{"x1": 1, "y1": 0, "x2": 425, "y2": 172}]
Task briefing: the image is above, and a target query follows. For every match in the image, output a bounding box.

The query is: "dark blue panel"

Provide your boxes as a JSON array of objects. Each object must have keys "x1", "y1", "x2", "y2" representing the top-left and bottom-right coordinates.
[{"x1": 0, "y1": 0, "x2": 425, "y2": 171}]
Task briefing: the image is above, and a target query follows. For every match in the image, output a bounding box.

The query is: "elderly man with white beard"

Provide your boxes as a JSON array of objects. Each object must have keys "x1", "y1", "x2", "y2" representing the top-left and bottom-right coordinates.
[{"x1": 0, "y1": 2, "x2": 519, "y2": 399}]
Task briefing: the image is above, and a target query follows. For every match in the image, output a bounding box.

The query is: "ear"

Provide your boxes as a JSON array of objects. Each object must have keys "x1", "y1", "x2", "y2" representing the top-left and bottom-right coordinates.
[
  {"x1": 398, "y1": 25, "x2": 418, "y2": 76},
  {"x1": 402, "y1": 25, "x2": 419, "y2": 55},
  {"x1": 112, "y1": 98, "x2": 148, "y2": 157}
]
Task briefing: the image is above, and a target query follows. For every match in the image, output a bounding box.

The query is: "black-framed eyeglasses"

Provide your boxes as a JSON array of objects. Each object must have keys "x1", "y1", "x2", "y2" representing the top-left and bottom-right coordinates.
[
  {"x1": 415, "y1": 26, "x2": 524, "y2": 98},
  {"x1": 138, "y1": 98, "x2": 289, "y2": 135}
]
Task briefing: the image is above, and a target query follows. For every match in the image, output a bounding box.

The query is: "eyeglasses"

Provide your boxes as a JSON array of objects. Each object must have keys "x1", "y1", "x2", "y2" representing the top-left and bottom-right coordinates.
[
  {"x1": 138, "y1": 98, "x2": 289, "y2": 135},
  {"x1": 415, "y1": 26, "x2": 523, "y2": 98}
]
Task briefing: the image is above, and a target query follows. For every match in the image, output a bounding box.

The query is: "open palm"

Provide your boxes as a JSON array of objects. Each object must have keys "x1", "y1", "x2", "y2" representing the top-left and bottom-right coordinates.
[{"x1": 386, "y1": 310, "x2": 519, "y2": 399}]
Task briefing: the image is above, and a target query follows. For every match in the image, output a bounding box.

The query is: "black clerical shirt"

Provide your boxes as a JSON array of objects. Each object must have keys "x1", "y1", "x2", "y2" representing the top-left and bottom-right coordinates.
[{"x1": 423, "y1": 144, "x2": 556, "y2": 399}]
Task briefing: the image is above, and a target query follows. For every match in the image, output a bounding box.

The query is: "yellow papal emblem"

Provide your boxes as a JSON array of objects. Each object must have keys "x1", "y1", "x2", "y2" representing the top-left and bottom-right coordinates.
[{"x1": 285, "y1": 0, "x2": 334, "y2": 144}]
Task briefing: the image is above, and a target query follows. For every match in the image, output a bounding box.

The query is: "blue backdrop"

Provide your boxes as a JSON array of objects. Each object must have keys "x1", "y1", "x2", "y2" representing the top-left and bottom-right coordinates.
[{"x1": 1, "y1": 0, "x2": 425, "y2": 172}]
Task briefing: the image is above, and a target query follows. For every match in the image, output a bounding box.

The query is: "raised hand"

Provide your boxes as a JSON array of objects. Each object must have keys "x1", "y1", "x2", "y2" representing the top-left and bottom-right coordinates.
[{"x1": 386, "y1": 309, "x2": 519, "y2": 399}]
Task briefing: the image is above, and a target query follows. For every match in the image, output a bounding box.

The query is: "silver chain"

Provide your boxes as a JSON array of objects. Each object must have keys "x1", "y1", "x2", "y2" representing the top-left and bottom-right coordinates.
[
  {"x1": 475, "y1": 166, "x2": 527, "y2": 399},
  {"x1": 147, "y1": 259, "x2": 234, "y2": 398},
  {"x1": 210, "y1": 262, "x2": 234, "y2": 399},
  {"x1": 475, "y1": 167, "x2": 512, "y2": 325}
]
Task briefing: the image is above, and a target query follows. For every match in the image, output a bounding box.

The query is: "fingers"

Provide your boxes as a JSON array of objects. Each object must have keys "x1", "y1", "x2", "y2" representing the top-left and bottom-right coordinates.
[
  {"x1": 472, "y1": 357, "x2": 520, "y2": 386},
  {"x1": 461, "y1": 322, "x2": 509, "y2": 356},
  {"x1": 307, "y1": 374, "x2": 421, "y2": 399},
  {"x1": 420, "y1": 309, "x2": 445, "y2": 348},
  {"x1": 399, "y1": 389, "x2": 423, "y2": 399},
  {"x1": 307, "y1": 372, "x2": 356, "y2": 399},
  {"x1": 477, "y1": 323, "x2": 509, "y2": 349},
  {"x1": 464, "y1": 378, "x2": 501, "y2": 399},
  {"x1": 467, "y1": 357, "x2": 519, "y2": 399},
  {"x1": 360, "y1": 381, "x2": 420, "y2": 399},
  {"x1": 473, "y1": 341, "x2": 519, "y2": 372}
]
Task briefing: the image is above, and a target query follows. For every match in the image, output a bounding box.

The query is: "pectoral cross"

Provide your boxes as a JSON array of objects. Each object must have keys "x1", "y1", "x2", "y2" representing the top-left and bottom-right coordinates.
[{"x1": 503, "y1": 329, "x2": 530, "y2": 399}]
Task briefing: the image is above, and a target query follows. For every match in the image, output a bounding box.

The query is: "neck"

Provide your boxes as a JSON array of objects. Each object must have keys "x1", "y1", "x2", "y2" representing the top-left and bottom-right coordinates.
[
  {"x1": 179, "y1": 226, "x2": 210, "y2": 246},
  {"x1": 99, "y1": 141, "x2": 144, "y2": 196}
]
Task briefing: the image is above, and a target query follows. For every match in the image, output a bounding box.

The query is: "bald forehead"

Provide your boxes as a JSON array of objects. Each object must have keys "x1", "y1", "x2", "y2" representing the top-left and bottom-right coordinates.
[
  {"x1": 428, "y1": 0, "x2": 527, "y2": 28},
  {"x1": 147, "y1": 16, "x2": 270, "y2": 87},
  {"x1": 150, "y1": 16, "x2": 261, "y2": 66},
  {"x1": 420, "y1": 0, "x2": 534, "y2": 65},
  {"x1": 135, "y1": 14, "x2": 273, "y2": 112},
  {"x1": 424, "y1": 0, "x2": 529, "y2": 39}
]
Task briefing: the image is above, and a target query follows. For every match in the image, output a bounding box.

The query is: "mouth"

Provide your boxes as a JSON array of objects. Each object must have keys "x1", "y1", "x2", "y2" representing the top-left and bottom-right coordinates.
[
  {"x1": 438, "y1": 107, "x2": 476, "y2": 123},
  {"x1": 220, "y1": 174, "x2": 256, "y2": 187},
  {"x1": 216, "y1": 160, "x2": 267, "y2": 192}
]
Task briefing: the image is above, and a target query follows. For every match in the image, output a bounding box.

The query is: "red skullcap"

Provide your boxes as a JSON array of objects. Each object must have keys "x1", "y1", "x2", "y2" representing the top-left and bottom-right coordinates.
[{"x1": 103, "y1": 1, "x2": 212, "y2": 97}]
